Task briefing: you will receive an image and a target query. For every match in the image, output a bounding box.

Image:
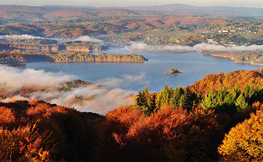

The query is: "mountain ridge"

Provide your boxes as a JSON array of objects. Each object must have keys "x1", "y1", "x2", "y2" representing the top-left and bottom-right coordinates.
[{"x1": 0, "y1": 3, "x2": 263, "y2": 20}]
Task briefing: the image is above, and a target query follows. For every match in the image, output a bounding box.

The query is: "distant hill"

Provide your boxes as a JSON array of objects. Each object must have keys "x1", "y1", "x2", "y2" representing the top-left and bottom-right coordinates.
[
  {"x1": 0, "y1": 5, "x2": 178, "y2": 23},
  {"x1": 1, "y1": 4, "x2": 263, "y2": 23},
  {"x1": 1, "y1": 4, "x2": 263, "y2": 38},
  {"x1": 125, "y1": 4, "x2": 263, "y2": 17},
  {"x1": 43, "y1": 11, "x2": 93, "y2": 19},
  {"x1": 0, "y1": 5, "x2": 97, "y2": 22}
]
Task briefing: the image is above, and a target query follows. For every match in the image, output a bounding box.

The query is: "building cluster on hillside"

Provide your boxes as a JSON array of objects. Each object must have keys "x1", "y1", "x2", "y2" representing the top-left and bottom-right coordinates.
[
  {"x1": 101, "y1": 36, "x2": 129, "y2": 46},
  {"x1": 218, "y1": 26, "x2": 254, "y2": 34},
  {"x1": 144, "y1": 36, "x2": 183, "y2": 45},
  {"x1": 207, "y1": 39, "x2": 218, "y2": 44},
  {"x1": 203, "y1": 25, "x2": 259, "y2": 35}
]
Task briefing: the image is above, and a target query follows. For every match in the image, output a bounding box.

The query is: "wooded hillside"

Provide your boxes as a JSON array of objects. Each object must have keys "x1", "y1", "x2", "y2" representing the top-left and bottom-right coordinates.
[{"x1": 1, "y1": 69, "x2": 263, "y2": 161}]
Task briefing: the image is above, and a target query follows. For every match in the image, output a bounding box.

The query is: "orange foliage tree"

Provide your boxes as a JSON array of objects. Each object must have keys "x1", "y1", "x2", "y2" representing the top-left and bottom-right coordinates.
[
  {"x1": 95, "y1": 104, "x2": 222, "y2": 161},
  {"x1": 218, "y1": 108, "x2": 263, "y2": 161},
  {"x1": 0, "y1": 124, "x2": 50, "y2": 161},
  {"x1": 0, "y1": 106, "x2": 15, "y2": 125},
  {"x1": 188, "y1": 69, "x2": 263, "y2": 95},
  {"x1": 0, "y1": 99, "x2": 101, "y2": 161}
]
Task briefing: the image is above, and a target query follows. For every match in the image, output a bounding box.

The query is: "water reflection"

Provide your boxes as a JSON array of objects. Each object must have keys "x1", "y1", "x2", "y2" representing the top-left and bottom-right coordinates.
[{"x1": 8, "y1": 63, "x2": 26, "y2": 68}]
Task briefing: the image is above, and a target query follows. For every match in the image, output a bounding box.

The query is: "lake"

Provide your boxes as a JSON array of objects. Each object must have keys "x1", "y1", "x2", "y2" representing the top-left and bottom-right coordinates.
[{"x1": 22, "y1": 48, "x2": 262, "y2": 93}]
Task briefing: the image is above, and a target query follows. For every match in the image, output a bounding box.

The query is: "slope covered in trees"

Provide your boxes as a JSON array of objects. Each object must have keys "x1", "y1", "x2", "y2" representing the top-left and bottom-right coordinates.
[
  {"x1": 49, "y1": 52, "x2": 147, "y2": 62},
  {"x1": 202, "y1": 51, "x2": 263, "y2": 65},
  {"x1": 0, "y1": 53, "x2": 26, "y2": 65},
  {"x1": 0, "y1": 39, "x2": 109, "y2": 52},
  {"x1": 3, "y1": 5, "x2": 263, "y2": 48},
  {"x1": 218, "y1": 107, "x2": 263, "y2": 161},
  {"x1": 0, "y1": 50, "x2": 147, "y2": 65},
  {"x1": 0, "y1": 6, "x2": 234, "y2": 38},
  {"x1": 133, "y1": 69, "x2": 263, "y2": 160},
  {"x1": 0, "y1": 100, "x2": 104, "y2": 161},
  {"x1": 2, "y1": 69, "x2": 263, "y2": 161}
]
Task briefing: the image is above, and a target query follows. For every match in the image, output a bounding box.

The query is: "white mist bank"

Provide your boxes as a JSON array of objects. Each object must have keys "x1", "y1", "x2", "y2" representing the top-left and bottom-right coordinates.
[
  {"x1": 0, "y1": 34, "x2": 43, "y2": 40},
  {"x1": 73, "y1": 36, "x2": 104, "y2": 44},
  {"x1": 126, "y1": 42, "x2": 263, "y2": 52},
  {"x1": 0, "y1": 65, "x2": 136, "y2": 115},
  {"x1": 0, "y1": 65, "x2": 72, "y2": 91},
  {"x1": 96, "y1": 71, "x2": 149, "y2": 89},
  {"x1": 54, "y1": 36, "x2": 104, "y2": 44},
  {"x1": 3, "y1": 35, "x2": 263, "y2": 52},
  {"x1": 0, "y1": 34, "x2": 104, "y2": 44}
]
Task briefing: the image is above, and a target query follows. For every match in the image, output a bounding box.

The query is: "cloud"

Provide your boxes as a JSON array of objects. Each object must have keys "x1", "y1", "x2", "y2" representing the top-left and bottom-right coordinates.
[
  {"x1": 71, "y1": 89, "x2": 134, "y2": 115},
  {"x1": 2, "y1": 85, "x2": 134, "y2": 116},
  {"x1": 96, "y1": 77, "x2": 124, "y2": 88},
  {"x1": 126, "y1": 42, "x2": 263, "y2": 52},
  {"x1": 0, "y1": 34, "x2": 104, "y2": 44},
  {"x1": 48, "y1": 87, "x2": 134, "y2": 115},
  {"x1": 96, "y1": 71, "x2": 150, "y2": 88},
  {"x1": 73, "y1": 36, "x2": 104, "y2": 44},
  {"x1": 194, "y1": 43, "x2": 263, "y2": 52},
  {"x1": 122, "y1": 72, "x2": 148, "y2": 83},
  {"x1": 2, "y1": 95, "x2": 28, "y2": 102},
  {"x1": 0, "y1": 34, "x2": 42, "y2": 40},
  {"x1": 0, "y1": 65, "x2": 135, "y2": 115},
  {"x1": 53, "y1": 36, "x2": 104, "y2": 44},
  {"x1": 0, "y1": 65, "x2": 72, "y2": 91}
]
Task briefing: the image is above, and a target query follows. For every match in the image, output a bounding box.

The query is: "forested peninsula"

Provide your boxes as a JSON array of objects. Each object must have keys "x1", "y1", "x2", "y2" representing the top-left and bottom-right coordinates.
[
  {"x1": 49, "y1": 52, "x2": 148, "y2": 62},
  {"x1": 0, "y1": 50, "x2": 147, "y2": 64},
  {"x1": 0, "y1": 39, "x2": 109, "y2": 52},
  {"x1": 0, "y1": 53, "x2": 26, "y2": 65},
  {"x1": 201, "y1": 51, "x2": 263, "y2": 65}
]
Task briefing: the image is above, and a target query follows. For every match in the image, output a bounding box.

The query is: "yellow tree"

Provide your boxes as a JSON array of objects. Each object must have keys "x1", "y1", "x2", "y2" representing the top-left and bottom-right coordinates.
[{"x1": 218, "y1": 109, "x2": 263, "y2": 161}]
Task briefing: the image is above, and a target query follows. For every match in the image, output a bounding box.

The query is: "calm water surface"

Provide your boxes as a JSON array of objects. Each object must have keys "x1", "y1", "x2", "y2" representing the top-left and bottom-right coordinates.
[{"x1": 23, "y1": 48, "x2": 263, "y2": 92}]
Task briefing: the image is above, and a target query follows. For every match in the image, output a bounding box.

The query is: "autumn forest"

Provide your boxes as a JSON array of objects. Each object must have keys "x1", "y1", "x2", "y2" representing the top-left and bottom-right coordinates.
[
  {"x1": 1, "y1": 69, "x2": 263, "y2": 161},
  {"x1": 2, "y1": 3, "x2": 263, "y2": 162}
]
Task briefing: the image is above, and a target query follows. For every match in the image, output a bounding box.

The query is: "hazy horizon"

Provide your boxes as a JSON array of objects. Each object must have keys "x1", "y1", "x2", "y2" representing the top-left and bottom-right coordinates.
[{"x1": 1, "y1": 0, "x2": 263, "y2": 8}]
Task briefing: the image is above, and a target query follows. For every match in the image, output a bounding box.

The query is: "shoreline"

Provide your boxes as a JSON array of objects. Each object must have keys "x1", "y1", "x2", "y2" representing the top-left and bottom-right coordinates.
[
  {"x1": 163, "y1": 72, "x2": 183, "y2": 75},
  {"x1": 210, "y1": 54, "x2": 231, "y2": 58},
  {"x1": 1, "y1": 62, "x2": 27, "y2": 66},
  {"x1": 250, "y1": 62, "x2": 263, "y2": 66},
  {"x1": 201, "y1": 53, "x2": 263, "y2": 66},
  {"x1": 54, "y1": 60, "x2": 147, "y2": 63}
]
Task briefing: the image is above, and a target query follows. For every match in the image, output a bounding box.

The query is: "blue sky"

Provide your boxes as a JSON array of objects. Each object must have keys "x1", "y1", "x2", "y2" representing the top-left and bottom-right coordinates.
[{"x1": 1, "y1": 0, "x2": 263, "y2": 8}]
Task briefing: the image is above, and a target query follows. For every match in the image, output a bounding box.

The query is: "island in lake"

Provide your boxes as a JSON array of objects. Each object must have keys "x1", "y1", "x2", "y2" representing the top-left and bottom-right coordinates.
[{"x1": 163, "y1": 69, "x2": 183, "y2": 75}]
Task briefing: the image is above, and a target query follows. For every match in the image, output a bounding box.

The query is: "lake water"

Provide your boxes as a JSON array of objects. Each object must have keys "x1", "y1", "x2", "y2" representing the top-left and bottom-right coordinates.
[{"x1": 22, "y1": 48, "x2": 262, "y2": 93}]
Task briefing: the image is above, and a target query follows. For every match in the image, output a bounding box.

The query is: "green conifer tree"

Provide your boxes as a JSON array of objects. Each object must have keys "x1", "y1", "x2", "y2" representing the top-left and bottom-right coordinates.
[
  {"x1": 231, "y1": 84, "x2": 241, "y2": 100},
  {"x1": 136, "y1": 91, "x2": 143, "y2": 106},
  {"x1": 155, "y1": 90, "x2": 163, "y2": 109},
  {"x1": 136, "y1": 87, "x2": 154, "y2": 115},
  {"x1": 169, "y1": 86, "x2": 174, "y2": 98},
  {"x1": 235, "y1": 93, "x2": 248, "y2": 111},
  {"x1": 216, "y1": 86, "x2": 227, "y2": 106},
  {"x1": 142, "y1": 87, "x2": 151, "y2": 108},
  {"x1": 202, "y1": 90, "x2": 217, "y2": 110},
  {"x1": 150, "y1": 94, "x2": 156, "y2": 112},
  {"x1": 160, "y1": 84, "x2": 170, "y2": 107},
  {"x1": 244, "y1": 84, "x2": 256, "y2": 105}
]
